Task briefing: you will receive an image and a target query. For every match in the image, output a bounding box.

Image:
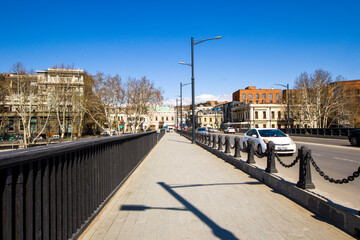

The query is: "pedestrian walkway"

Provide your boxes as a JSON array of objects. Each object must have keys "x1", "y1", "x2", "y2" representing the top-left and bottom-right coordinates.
[{"x1": 79, "y1": 133, "x2": 353, "y2": 240}]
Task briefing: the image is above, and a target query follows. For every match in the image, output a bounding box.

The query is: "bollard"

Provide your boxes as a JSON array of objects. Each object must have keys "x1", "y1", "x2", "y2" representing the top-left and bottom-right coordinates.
[
  {"x1": 234, "y1": 137, "x2": 241, "y2": 158},
  {"x1": 208, "y1": 135, "x2": 211, "y2": 146},
  {"x1": 218, "y1": 135, "x2": 223, "y2": 151},
  {"x1": 296, "y1": 146, "x2": 315, "y2": 189},
  {"x1": 224, "y1": 136, "x2": 230, "y2": 153},
  {"x1": 246, "y1": 139, "x2": 256, "y2": 164},
  {"x1": 265, "y1": 141, "x2": 278, "y2": 173},
  {"x1": 212, "y1": 135, "x2": 217, "y2": 148}
]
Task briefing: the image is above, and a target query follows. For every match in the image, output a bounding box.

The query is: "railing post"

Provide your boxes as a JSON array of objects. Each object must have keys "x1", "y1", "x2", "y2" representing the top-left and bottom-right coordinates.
[
  {"x1": 296, "y1": 146, "x2": 315, "y2": 189},
  {"x1": 234, "y1": 137, "x2": 241, "y2": 158},
  {"x1": 212, "y1": 135, "x2": 217, "y2": 148},
  {"x1": 218, "y1": 135, "x2": 223, "y2": 151},
  {"x1": 246, "y1": 139, "x2": 255, "y2": 164},
  {"x1": 208, "y1": 135, "x2": 212, "y2": 146},
  {"x1": 224, "y1": 136, "x2": 230, "y2": 153},
  {"x1": 265, "y1": 141, "x2": 278, "y2": 173}
]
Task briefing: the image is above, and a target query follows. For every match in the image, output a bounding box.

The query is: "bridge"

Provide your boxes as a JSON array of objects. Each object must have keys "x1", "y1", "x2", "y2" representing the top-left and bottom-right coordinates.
[{"x1": 1, "y1": 131, "x2": 359, "y2": 239}]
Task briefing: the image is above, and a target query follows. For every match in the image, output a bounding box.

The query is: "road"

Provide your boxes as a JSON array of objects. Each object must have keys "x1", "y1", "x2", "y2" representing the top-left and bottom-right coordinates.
[{"x1": 209, "y1": 132, "x2": 360, "y2": 214}]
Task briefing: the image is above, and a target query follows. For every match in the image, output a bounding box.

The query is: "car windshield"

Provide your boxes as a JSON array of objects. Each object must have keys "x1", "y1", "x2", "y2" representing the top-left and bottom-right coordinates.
[{"x1": 258, "y1": 129, "x2": 287, "y2": 137}]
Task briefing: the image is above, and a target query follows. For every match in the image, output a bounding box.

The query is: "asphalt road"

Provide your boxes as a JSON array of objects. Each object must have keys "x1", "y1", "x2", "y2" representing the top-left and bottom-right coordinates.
[{"x1": 210, "y1": 132, "x2": 360, "y2": 214}]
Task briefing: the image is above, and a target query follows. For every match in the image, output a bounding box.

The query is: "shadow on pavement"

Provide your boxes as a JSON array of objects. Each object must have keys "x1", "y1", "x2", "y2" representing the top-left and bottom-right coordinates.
[{"x1": 119, "y1": 181, "x2": 240, "y2": 240}]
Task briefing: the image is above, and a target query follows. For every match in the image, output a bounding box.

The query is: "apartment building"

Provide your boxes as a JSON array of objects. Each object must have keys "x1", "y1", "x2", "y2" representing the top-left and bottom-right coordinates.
[
  {"x1": 0, "y1": 68, "x2": 85, "y2": 137},
  {"x1": 231, "y1": 103, "x2": 290, "y2": 129},
  {"x1": 232, "y1": 86, "x2": 282, "y2": 104}
]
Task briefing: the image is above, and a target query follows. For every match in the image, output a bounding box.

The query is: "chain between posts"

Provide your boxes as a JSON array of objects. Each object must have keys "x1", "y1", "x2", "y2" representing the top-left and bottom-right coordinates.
[
  {"x1": 275, "y1": 153, "x2": 300, "y2": 168},
  {"x1": 308, "y1": 152, "x2": 360, "y2": 184}
]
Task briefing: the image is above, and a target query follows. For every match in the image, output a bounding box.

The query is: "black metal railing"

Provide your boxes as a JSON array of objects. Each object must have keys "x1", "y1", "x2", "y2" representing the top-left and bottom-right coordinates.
[
  {"x1": 279, "y1": 127, "x2": 356, "y2": 138},
  {"x1": 0, "y1": 130, "x2": 165, "y2": 240}
]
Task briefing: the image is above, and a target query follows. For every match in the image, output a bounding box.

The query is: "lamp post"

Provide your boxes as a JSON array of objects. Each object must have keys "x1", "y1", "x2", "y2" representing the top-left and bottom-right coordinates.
[
  {"x1": 275, "y1": 83, "x2": 290, "y2": 133},
  {"x1": 180, "y1": 36, "x2": 222, "y2": 143},
  {"x1": 179, "y1": 82, "x2": 190, "y2": 134}
]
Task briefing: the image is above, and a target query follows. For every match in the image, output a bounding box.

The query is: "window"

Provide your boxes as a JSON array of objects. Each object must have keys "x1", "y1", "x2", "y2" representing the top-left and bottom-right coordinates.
[
  {"x1": 256, "y1": 100, "x2": 259, "y2": 104},
  {"x1": 161, "y1": 117, "x2": 164, "y2": 121},
  {"x1": 262, "y1": 100, "x2": 266, "y2": 103},
  {"x1": 278, "y1": 124, "x2": 281, "y2": 128},
  {"x1": 276, "y1": 100, "x2": 279, "y2": 103},
  {"x1": 242, "y1": 93, "x2": 246, "y2": 99},
  {"x1": 276, "y1": 93, "x2": 279, "y2": 99},
  {"x1": 269, "y1": 100, "x2": 273, "y2": 103},
  {"x1": 278, "y1": 111, "x2": 281, "y2": 119},
  {"x1": 263, "y1": 124, "x2": 266, "y2": 128},
  {"x1": 20, "y1": 120, "x2": 24, "y2": 131},
  {"x1": 269, "y1": 93, "x2": 273, "y2": 99},
  {"x1": 256, "y1": 93, "x2": 259, "y2": 99},
  {"x1": 255, "y1": 124, "x2": 259, "y2": 128},
  {"x1": 210, "y1": 118, "x2": 212, "y2": 122},
  {"x1": 255, "y1": 111, "x2": 258, "y2": 119},
  {"x1": 356, "y1": 89, "x2": 360, "y2": 95},
  {"x1": 249, "y1": 100, "x2": 252, "y2": 103},
  {"x1": 30, "y1": 118, "x2": 37, "y2": 131},
  {"x1": 249, "y1": 94, "x2": 253, "y2": 99},
  {"x1": 263, "y1": 111, "x2": 266, "y2": 119},
  {"x1": 272, "y1": 124, "x2": 275, "y2": 128},
  {"x1": 171, "y1": 117, "x2": 174, "y2": 121},
  {"x1": 166, "y1": 117, "x2": 168, "y2": 121},
  {"x1": 155, "y1": 117, "x2": 158, "y2": 121},
  {"x1": 9, "y1": 119, "x2": 14, "y2": 131},
  {"x1": 204, "y1": 118, "x2": 207, "y2": 122},
  {"x1": 271, "y1": 111, "x2": 275, "y2": 119},
  {"x1": 262, "y1": 93, "x2": 266, "y2": 99}
]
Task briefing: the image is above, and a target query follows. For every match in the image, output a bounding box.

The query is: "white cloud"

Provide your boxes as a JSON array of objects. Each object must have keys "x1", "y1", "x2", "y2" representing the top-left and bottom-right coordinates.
[{"x1": 163, "y1": 93, "x2": 232, "y2": 106}]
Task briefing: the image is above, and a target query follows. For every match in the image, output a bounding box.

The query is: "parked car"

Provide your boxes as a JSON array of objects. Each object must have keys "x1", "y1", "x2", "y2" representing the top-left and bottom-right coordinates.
[
  {"x1": 208, "y1": 127, "x2": 219, "y2": 133},
  {"x1": 243, "y1": 128, "x2": 296, "y2": 155},
  {"x1": 51, "y1": 135, "x2": 60, "y2": 140},
  {"x1": 224, "y1": 127, "x2": 236, "y2": 134},
  {"x1": 348, "y1": 129, "x2": 360, "y2": 146},
  {"x1": 196, "y1": 127, "x2": 208, "y2": 134}
]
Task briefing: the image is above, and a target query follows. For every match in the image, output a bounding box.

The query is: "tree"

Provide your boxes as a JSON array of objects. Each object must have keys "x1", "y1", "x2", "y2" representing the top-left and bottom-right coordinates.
[
  {"x1": 124, "y1": 77, "x2": 163, "y2": 133},
  {"x1": 82, "y1": 73, "x2": 125, "y2": 135},
  {"x1": 292, "y1": 69, "x2": 345, "y2": 128}
]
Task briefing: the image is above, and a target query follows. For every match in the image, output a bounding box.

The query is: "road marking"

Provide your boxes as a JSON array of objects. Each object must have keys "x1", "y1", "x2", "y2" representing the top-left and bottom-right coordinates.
[
  {"x1": 333, "y1": 157, "x2": 359, "y2": 163},
  {"x1": 295, "y1": 141, "x2": 360, "y2": 150}
]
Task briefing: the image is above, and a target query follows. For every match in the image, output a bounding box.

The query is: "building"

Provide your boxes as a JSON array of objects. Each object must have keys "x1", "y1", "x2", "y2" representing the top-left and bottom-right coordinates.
[
  {"x1": 0, "y1": 68, "x2": 85, "y2": 138},
  {"x1": 148, "y1": 106, "x2": 176, "y2": 130},
  {"x1": 232, "y1": 86, "x2": 282, "y2": 104},
  {"x1": 332, "y1": 79, "x2": 360, "y2": 127},
  {"x1": 231, "y1": 103, "x2": 290, "y2": 129}
]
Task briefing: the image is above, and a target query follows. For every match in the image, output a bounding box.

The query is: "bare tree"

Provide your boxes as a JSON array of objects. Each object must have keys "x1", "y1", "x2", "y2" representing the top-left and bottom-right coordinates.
[
  {"x1": 124, "y1": 77, "x2": 163, "y2": 133},
  {"x1": 292, "y1": 69, "x2": 345, "y2": 128},
  {"x1": 81, "y1": 73, "x2": 125, "y2": 135}
]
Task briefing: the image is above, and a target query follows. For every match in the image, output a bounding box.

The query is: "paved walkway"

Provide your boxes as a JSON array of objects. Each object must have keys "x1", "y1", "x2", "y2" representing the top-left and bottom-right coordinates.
[{"x1": 79, "y1": 133, "x2": 353, "y2": 240}]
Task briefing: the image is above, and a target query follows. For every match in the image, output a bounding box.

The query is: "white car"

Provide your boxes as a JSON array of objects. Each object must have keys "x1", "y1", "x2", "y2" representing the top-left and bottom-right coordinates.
[
  {"x1": 224, "y1": 127, "x2": 236, "y2": 134},
  {"x1": 242, "y1": 128, "x2": 296, "y2": 155}
]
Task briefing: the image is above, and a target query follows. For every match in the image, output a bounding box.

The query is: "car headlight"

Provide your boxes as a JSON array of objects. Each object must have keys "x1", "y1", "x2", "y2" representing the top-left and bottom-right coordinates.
[
  {"x1": 263, "y1": 139, "x2": 268, "y2": 144},
  {"x1": 290, "y1": 139, "x2": 295, "y2": 144}
]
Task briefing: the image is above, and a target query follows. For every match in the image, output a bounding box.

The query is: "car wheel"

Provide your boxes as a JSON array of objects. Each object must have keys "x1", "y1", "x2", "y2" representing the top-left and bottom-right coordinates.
[{"x1": 350, "y1": 137, "x2": 359, "y2": 146}]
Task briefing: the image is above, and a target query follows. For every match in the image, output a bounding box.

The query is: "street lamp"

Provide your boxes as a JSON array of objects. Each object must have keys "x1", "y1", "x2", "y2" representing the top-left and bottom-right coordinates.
[
  {"x1": 275, "y1": 83, "x2": 290, "y2": 133},
  {"x1": 179, "y1": 82, "x2": 190, "y2": 135},
  {"x1": 179, "y1": 36, "x2": 222, "y2": 143}
]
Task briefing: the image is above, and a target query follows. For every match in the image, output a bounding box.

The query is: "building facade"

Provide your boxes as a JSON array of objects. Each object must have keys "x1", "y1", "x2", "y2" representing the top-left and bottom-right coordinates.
[
  {"x1": 231, "y1": 103, "x2": 290, "y2": 129},
  {"x1": 0, "y1": 68, "x2": 85, "y2": 138},
  {"x1": 232, "y1": 86, "x2": 282, "y2": 104}
]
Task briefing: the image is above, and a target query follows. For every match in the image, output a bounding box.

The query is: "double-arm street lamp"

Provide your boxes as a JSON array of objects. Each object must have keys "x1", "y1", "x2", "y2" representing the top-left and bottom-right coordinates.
[
  {"x1": 180, "y1": 36, "x2": 222, "y2": 143},
  {"x1": 275, "y1": 83, "x2": 290, "y2": 133}
]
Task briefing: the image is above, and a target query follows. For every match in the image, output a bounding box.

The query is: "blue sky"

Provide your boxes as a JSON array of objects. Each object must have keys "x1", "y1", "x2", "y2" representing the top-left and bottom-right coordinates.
[{"x1": 1, "y1": 0, "x2": 359, "y2": 105}]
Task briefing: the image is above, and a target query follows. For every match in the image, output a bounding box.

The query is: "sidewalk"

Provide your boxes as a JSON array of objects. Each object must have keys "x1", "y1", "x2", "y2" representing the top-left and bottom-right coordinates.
[{"x1": 79, "y1": 133, "x2": 353, "y2": 240}]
